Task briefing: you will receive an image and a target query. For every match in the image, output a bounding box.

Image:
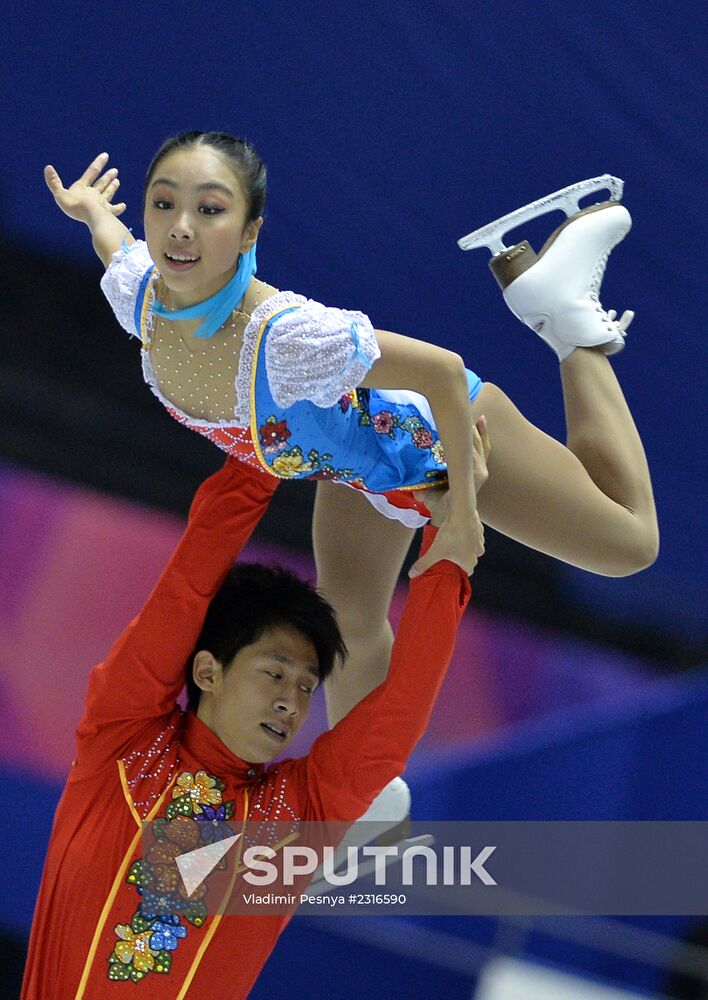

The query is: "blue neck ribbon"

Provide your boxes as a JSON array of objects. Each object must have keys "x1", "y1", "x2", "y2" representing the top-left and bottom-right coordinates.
[{"x1": 152, "y1": 243, "x2": 258, "y2": 339}]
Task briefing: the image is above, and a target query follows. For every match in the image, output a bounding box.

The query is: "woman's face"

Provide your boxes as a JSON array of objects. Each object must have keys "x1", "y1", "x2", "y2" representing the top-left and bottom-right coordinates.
[{"x1": 144, "y1": 145, "x2": 262, "y2": 306}]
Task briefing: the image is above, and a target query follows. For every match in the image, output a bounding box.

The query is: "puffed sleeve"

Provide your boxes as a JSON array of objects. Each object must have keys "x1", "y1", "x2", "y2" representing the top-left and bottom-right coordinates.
[
  {"x1": 99, "y1": 239, "x2": 156, "y2": 338},
  {"x1": 261, "y1": 293, "x2": 381, "y2": 408}
]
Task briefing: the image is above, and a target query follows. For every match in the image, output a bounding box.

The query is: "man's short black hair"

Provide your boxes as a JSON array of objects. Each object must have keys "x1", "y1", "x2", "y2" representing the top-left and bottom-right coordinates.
[{"x1": 185, "y1": 563, "x2": 347, "y2": 712}]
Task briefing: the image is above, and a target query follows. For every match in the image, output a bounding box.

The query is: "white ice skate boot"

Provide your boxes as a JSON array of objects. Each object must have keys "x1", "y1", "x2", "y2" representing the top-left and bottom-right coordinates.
[
  {"x1": 458, "y1": 175, "x2": 634, "y2": 361},
  {"x1": 307, "y1": 776, "x2": 425, "y2": 897},
  {"x1": 354, "y1": 775, "x2": 410, "y2": 827}
]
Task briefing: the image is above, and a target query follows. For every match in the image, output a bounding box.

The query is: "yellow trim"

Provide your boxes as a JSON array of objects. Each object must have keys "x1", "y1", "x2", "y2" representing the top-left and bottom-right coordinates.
[
  {"x1": 351, "y1": 478, "x2": 449, "y2": 494},
  {"x1": 248, "y1": 305, "x2": 303, "y2": 479},
  {"x1": 176, "y1": 788, "x2": 251, "y2": 999},
  {"x1": 393, "y1": 478, "x2": 449, "y2": 492},
  {"x1": 140, "y1": 267, "x2": 157, "y2": 349},
  {"x1": 118, "y1": 758, "x2": 144, "y2": 831},
  {"x1": 75, "y1": 767, "x2": 175, "y2": 999},
  {"x1": 176, "y1": 827, "x2": 299, "y2": 996}
]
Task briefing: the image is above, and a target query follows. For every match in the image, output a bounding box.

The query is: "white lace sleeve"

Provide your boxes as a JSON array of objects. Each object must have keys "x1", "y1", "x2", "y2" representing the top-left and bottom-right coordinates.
[
  {"x1": 99, "y1": 240, "x2": 155, "y2": 338},
  {"x1": 262, "y1": 296, "x2": 381, "y2": 409}
]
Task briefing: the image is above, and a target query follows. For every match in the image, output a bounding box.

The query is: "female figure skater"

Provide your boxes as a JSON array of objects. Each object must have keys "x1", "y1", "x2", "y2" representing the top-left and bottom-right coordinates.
[{"x1": 45, "y1": 132, "x2": 658, "y2": 826}]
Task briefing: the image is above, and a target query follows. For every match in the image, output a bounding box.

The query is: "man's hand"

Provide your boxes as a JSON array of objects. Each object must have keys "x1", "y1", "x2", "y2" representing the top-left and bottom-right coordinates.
[
  {"x1": 409, "y1": 415, "x2": 490, "y2": 577},
  {"x1": 44, "y1": 152, "x2": 127, "y2": 226}
]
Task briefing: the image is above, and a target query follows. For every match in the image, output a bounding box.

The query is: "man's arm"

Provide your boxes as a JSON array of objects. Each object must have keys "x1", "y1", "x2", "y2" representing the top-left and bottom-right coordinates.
[
  {"x1": 300, "y1": 523, "x2": 471, "y2": 821},
  {"x1": 75, "y1": 460, "x2": 279, "y2": 766}
]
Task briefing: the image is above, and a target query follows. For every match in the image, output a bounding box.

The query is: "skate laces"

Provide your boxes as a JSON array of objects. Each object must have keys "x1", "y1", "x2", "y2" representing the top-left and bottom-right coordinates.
[
  {"x1": 588, "y1": 251, "x2": 617, "y2": 333},
  {"x1": 589, "y1": 251, "x2": 610, "y2": 300},
  {"x1": 588, "y1": 219, "x2": 628, "y2": 300},
  {"x1": 587, "y1": 220, "x2": 630, "y2": 337}
]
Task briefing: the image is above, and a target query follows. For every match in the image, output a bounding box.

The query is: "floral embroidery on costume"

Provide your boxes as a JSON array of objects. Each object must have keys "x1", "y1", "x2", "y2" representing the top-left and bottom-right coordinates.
[
  {"x1": 109, "y1": 922, "x2": 164, "y2": 981},
  {"x1": 170, "y1": 769, "x2": 224, "y2": 817},
  {"x1": 195, "y1": 803, "x2": 236, "y2": 843},
  {"x1": 256, "y1": 415, "x2": 356, "y2": 481},
  {"x1": 370, "y1": 406, "x2": 445, "y2": 464},
  {"x1": 270, "y1": 445, "x2": 354, "y2": 481},
  {"x1": 431, "y1": 440, "x2": 445, "y2": 465},
  {"x1": 259, "y1": 415, "x2": 292, "y2": 454},
  {"x1": 337, "y1": 388, "x2": 363, "y2": 415},
  {"x1": 107, "y1": 770, "x2": 235, "y2": 984},
  {"x1": 149, "y1": 915, "x2": 188, "y2": 952},
  {"x1": 412, "y1": 427, "x2": 434, "y2": 449},
  {"x1": 372, "y1": 410, "x2": 395, "y2": 435},
  {"x1": 349, "y1": 387, "x2": 371, "y2": 425}
]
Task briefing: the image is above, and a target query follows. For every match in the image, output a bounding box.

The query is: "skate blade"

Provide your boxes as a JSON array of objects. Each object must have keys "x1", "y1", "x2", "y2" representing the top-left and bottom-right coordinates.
[
  {"x1": 457, "y1": 174, "x2": 624, "y2": 256},
  {"x1": 306, "y1": 834, "x2": 435, "y2": 898}
]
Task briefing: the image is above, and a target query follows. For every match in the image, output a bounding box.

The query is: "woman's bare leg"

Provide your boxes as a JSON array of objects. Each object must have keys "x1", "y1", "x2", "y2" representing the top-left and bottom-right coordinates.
[
  {"x1": 313, "y1": 345, "x2": 658, "y2": 722},
  {"x1": 470, "y1": 352, "x2": 658, "y2": 576},
  {"x1": 312, "y1": 481, "x2": 415, "y2": 725}
]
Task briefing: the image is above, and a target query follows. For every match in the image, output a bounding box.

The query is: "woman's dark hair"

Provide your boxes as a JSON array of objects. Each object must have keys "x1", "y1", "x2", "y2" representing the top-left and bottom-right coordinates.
[
  {"x1": 144, "y1": 131, "x2": 267, "y2": 222},
  {"x1": 185, "y1": 563, "x2": 347, "y2": 712}
]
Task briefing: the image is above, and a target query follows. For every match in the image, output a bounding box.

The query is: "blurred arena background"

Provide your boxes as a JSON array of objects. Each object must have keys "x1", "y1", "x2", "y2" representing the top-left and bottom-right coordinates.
[{"x1": 1, "y1": 1, "x2": 706, "y2": 997}]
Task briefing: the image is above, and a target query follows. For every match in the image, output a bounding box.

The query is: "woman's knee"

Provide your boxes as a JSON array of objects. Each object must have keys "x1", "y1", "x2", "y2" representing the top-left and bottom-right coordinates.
[
  {"x1": 318, "y1": 587, "x2": 392, "y2": 635},
  {"x1": 597, "y1": 512, "x2": 659, "y2": 576},
  {"x1": 337, "y1": 615, "x2": 394, "y2": 649},
  {"x1": 616, "y1": 519, "x2": 660, "y2": 576}
]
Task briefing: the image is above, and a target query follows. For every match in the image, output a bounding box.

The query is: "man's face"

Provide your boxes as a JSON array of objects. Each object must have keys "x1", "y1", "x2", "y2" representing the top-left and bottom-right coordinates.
[{"x1": 194, "y1": 624, "x2": 320, "y2": 763}]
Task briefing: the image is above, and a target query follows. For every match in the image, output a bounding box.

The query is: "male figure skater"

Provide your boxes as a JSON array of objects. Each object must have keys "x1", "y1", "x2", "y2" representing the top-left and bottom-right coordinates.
[{"x1": 22, "y1": 420, "x2": 488, "y2": 999}]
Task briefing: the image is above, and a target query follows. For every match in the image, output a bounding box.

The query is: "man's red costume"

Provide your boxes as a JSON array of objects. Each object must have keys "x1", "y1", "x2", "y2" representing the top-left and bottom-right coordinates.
[{"x1": 22, "y1": 459, "x2": 470, "y2": 999}]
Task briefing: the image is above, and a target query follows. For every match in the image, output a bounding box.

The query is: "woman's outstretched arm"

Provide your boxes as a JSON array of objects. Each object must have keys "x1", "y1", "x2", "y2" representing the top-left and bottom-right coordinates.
[
  {"x1": 44, "y1": 151, "x2": 133, "y2": 266},
  {"x1": 361, "y1": 327, "x2": 484, "y2": 577}
]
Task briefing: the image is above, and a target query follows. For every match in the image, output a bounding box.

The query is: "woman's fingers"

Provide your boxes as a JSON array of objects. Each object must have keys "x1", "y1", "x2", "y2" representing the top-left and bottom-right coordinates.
[
  {"x1": 79, "y1": 152, "x2": 110, "y2": 186},
  {"x1": 476, "y1": 414, "x2": 490, "y2": 462},
  {"x1": 44, "y1": 164, "x2": 64, "y2": 195},
  {"x1": 472, "y1": 414, "x2": 490, "y2": 491},
  {"x1": 101, "y1": 176, "x2": 120, "y2": 202},
  {"x1": 93, "y1": 168, "x2": 119, "y2": 195}
]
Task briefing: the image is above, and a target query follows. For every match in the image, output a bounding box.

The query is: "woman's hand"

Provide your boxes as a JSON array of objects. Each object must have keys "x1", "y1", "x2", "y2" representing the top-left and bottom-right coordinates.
[
  {"x1": 409, "y1": 415, "x2": 490, "y2": 577},
  {"x1": 44, "y1": 152, "x2": 126, "y2": 226}
]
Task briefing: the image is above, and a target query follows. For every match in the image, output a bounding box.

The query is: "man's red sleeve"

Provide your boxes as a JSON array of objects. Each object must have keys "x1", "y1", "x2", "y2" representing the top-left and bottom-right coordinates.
[
  {"x1": 300, "y1": 525, "x2": 471, "y2": 820},
  {"x1": 74, "y1": 460, "x2": 279, "y2": 769}
]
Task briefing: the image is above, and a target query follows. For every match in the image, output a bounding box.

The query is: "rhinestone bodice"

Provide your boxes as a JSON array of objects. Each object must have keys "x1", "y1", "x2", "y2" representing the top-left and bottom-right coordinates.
[{"x1": 149, "y1": 277, "x2": 279, "y2": 424}]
